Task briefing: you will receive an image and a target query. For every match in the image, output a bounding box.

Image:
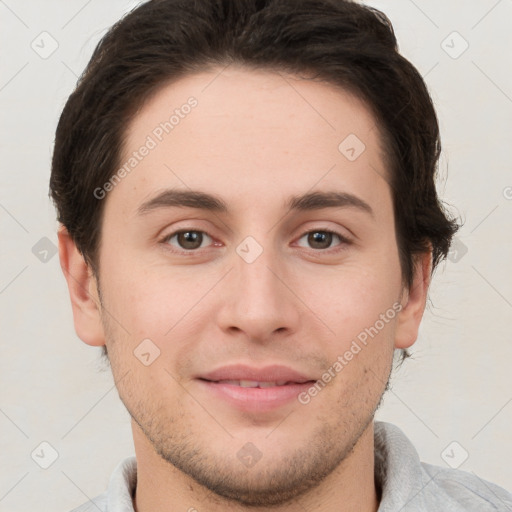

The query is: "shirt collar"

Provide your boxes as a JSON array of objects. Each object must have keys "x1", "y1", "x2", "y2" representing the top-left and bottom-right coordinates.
[{"x1": 374, "y1": 421, "x2": 429, "y2": 511}]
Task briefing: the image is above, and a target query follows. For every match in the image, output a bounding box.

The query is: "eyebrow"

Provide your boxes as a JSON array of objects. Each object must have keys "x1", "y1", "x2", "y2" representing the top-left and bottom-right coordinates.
[{"x1": 137, "y1": 189, "x2": 374, "y2": 218}]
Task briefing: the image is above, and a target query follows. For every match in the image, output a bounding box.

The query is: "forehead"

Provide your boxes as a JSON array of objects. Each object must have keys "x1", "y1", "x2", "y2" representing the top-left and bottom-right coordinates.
[{"x1": 111, "y1": 66, "x2": 391, "y2": 217}]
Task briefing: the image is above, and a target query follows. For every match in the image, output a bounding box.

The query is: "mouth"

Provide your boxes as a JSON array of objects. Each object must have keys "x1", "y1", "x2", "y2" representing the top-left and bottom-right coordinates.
[
  {"x1": 194, "y1": 365, "x2": 317, "y2": 413},
  {"x1": 197, "y1": 363, "x2": 315, "y2": 384},
  {"x1": 199, "y1": 379, "x2": 314, "y2": 388}
]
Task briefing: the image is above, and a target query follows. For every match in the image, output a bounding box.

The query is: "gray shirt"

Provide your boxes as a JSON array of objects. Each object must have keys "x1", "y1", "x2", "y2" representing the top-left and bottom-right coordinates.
[{"x1": 70, "y1": 421, "x2": 512, "y2": 511}]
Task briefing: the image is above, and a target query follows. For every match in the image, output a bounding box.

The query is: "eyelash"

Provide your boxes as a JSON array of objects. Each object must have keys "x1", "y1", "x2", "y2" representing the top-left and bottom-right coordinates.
[{"x1": 160, "y1": 228, "x2": 352, "y2": 255}]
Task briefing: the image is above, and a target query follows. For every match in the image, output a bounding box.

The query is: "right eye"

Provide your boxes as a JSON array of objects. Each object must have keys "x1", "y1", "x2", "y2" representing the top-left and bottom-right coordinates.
[{"x1": 161, "y1": 229, "x2": 216, "y2": 252}]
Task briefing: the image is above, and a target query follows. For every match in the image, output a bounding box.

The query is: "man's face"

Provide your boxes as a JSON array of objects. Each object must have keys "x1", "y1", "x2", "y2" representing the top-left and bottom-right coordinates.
[{"x1": 94, "y1": 67, "x2": 407, "y2": 505}]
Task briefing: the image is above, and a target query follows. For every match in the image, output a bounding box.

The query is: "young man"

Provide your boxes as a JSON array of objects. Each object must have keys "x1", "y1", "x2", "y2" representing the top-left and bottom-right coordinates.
[{"x1": 50, "y1": 0, "x2": 512, "y2": 510}]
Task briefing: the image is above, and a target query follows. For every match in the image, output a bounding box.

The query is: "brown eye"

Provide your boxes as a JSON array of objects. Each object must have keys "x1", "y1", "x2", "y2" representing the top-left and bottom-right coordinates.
[
  {"x1": 297, "y1": 230, "x2": 347, "y2": 251},
  {"x1": 308, "y1": 231, "x2": 334, "y2": 249},
  {"x1": 164, "y1": 230, "x2": 212, "y2": 251}
]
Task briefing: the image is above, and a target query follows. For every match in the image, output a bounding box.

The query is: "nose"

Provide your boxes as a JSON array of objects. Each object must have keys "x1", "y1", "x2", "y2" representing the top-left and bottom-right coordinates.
[{"x1": 216, "y1": 240, "x2": 302, "y2": 343}]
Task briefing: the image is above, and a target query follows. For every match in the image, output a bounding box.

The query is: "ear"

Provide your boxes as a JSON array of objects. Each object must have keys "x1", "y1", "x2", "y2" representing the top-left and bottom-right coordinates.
[
  {"x1": 394, "y1": 248, "x2": 432, "y2": 349},
  {"x1": 57, "y1": 225, "x2": 106, "y2": 347}
]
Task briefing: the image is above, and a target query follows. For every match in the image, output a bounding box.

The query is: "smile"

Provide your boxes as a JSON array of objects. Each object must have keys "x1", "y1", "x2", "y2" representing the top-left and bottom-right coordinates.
[{"x1": 211, "y1": 379, "x2": 305, "y2": 388}]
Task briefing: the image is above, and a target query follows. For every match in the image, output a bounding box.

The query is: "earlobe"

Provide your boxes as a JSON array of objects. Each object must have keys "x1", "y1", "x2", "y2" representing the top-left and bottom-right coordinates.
[
  {"x1": 57, "y1": 225, "x2": 106, "y2": 347},
  {"x1": 394, "y1": 249, "x2": 432, "y2": 349}
]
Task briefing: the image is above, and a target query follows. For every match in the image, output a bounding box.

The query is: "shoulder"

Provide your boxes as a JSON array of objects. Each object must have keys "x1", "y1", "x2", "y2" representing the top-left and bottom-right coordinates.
[
  {"x1": 68, "y1": 493, "x2": 108, "y2": 512},
  {"x1": 66, "y1": 456, "x2": 137, "y2": 512},
  {"x1": 420, "y1": 461, "x2": 512, "y2": 511},
  {"x1": 374, "y1": 421, "x2": 512, "y2": 512}
]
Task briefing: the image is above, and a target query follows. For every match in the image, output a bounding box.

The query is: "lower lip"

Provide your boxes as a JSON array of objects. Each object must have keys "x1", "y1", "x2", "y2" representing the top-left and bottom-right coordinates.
[{"x1": 197, "y1": 380, "x2": 315, "y2": 412}]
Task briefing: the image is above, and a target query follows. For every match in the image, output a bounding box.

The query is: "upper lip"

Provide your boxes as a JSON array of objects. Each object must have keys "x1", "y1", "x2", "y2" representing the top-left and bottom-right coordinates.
[{"x1": 198, "y1": 364, "x2": 315, "y2": 383}]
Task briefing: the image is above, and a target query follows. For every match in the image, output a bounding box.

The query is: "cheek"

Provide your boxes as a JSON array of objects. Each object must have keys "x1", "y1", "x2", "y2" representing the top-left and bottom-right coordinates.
[
  {"x1": 100, "y1": 263, "x2": 220, "y2": 385},
  {"x1": 299, "y1": 262, "x2": 401, "y2": 342},
  {"x1": 102, "y1": 260, "x2": 209, "y2": 339}
]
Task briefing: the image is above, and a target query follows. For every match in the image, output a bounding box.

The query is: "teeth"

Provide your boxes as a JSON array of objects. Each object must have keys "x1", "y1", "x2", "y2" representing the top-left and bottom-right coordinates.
[
  {"x1": 258, "y1": 381, "x2": 278, "y2": 388},
  {"x1": 263, "y1": 380, "x2": 289, "y2": 387},
  {"x1": 218, "y1": 380, "x2": 290, "y2": 387},
  {"x1": 239, "y1": 380, "x2": 260, "y2": 388}
]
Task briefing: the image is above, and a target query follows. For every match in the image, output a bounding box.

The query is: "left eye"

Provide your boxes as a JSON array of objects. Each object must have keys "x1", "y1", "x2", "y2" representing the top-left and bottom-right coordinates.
[
  {"x1": 296, "y1": 230, "x2": 347, "y2": 250},
  {"x1": 163, "y1": 230, "x2": 214, "y2": 251}
]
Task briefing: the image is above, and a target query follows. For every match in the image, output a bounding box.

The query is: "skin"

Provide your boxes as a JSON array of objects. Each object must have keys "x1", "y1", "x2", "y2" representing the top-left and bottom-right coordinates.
[{"x1": 58, "y1": 66, "x2": 431, "y2": 512}]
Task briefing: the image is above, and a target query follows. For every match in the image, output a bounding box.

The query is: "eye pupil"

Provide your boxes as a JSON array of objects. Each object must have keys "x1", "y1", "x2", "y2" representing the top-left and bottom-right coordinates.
[
  {"x1": 309, "y1": 231, "x2": 332, "y2": 249},
  {"x1": 178, "y1": 231, "x2": 202, "y2": 249}
]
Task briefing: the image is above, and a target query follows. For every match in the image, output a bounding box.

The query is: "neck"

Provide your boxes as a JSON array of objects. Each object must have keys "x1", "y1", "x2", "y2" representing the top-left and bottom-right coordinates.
[{"x1": 132, "y1": 420, "x2": 379, "y2": 512}]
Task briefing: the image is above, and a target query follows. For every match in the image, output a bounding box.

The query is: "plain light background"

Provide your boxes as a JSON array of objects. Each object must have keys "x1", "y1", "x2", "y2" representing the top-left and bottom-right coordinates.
[{"x1": 1, "y1": 0, "x2": 511, "y2": 510}]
